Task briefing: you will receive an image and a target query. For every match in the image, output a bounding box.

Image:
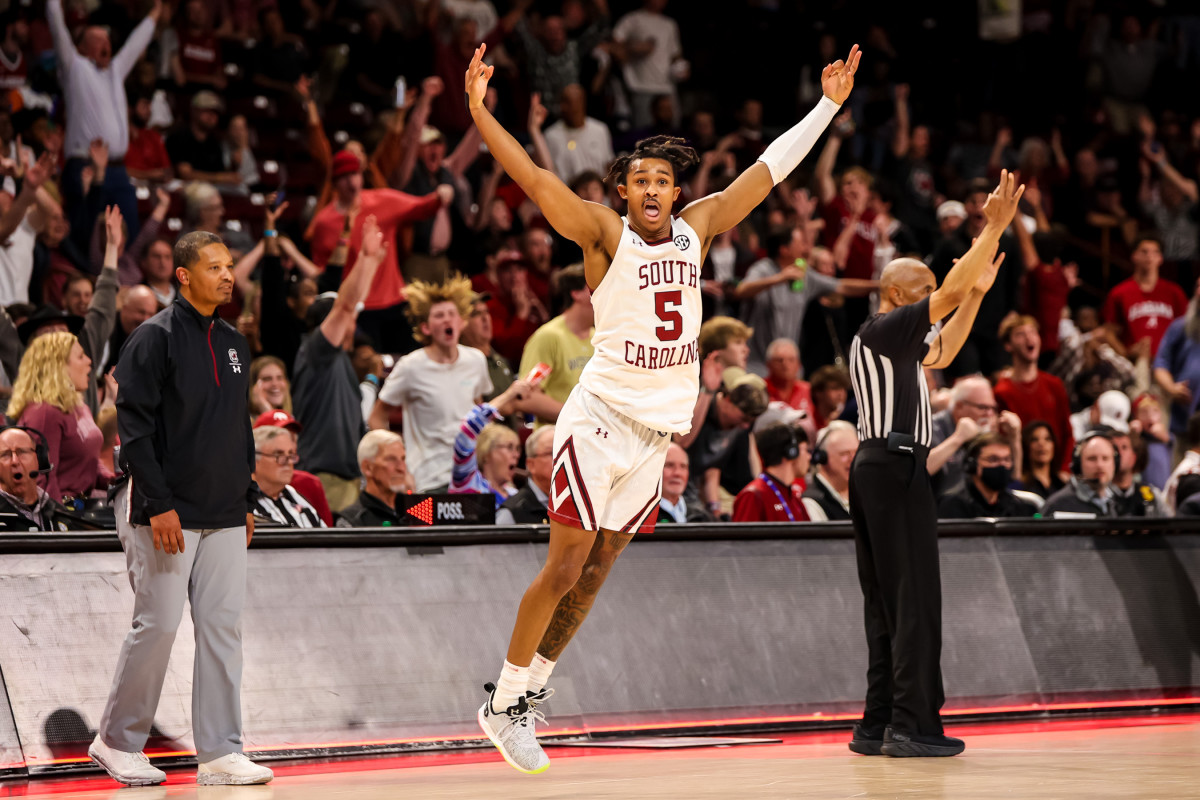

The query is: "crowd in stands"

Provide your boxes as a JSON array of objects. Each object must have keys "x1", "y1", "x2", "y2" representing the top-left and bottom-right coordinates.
[{"x1": 7, "y1": 0, "x2": 1200, "y2": 530}]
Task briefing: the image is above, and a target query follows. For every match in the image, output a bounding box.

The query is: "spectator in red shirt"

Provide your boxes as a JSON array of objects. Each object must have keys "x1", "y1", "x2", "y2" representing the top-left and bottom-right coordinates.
[
  {"x1": 1102, "y1": 234, "x2": 1187, "y2": 359},
  {"x1": 732, "y1": 423, "x2": 810, "y2": 523},
  {"x1": 124, "y1": 93, "x2": 170, "y2": 183},
  {"x1": 815, "y1": 111, "x2": 875, "y2": 330},
  {"x1": 0, "y1": 12, "x2": 30, "y2": 92},
  {"x1": 764, "y1": 338, "x2": 815, "y2": 441},
  {"x1": 170, "y1": 0, "x2": 225, "y2": 91},
  {"x1": 993, "y1": 315, "x2": 1074, "y2": 471},
  {"x1": 484, "y1": 250, "x2": 549, "y2": 365},
  {"x1": 307, "y1": 150, "x2": 453, "y2": 354}
]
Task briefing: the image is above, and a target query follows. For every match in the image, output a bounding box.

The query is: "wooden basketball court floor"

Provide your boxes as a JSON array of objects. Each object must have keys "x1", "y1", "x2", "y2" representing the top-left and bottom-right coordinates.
[{"x1": 4, "y1": 714, "x2": 1199, "y2": 799}]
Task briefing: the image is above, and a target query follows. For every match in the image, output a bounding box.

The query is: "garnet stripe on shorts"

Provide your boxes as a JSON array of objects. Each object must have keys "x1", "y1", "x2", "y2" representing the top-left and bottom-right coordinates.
[
  {"x1": 621, "y1": 478, "x2": 662, "y2": 533},
  {"x1": 554, "y1": 437, "x2": 597, "y2": 530}
]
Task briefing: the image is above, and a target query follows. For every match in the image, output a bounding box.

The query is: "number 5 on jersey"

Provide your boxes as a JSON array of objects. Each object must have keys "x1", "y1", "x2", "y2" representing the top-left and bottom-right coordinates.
[{"x1": 655, "y1": 290, "x2": 683, "y2": 342}]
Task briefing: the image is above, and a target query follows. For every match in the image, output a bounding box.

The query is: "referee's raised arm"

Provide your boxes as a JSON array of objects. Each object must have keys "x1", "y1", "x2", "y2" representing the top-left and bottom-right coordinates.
[{"x1": 927, "y1": 170, "x2": 1024, "y2": 324}]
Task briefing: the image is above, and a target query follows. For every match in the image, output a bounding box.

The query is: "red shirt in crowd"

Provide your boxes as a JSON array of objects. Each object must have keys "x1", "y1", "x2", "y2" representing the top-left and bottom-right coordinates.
[
  {"x1": 732, "y1": 473, "x2": 810, "y2": 522},
  {"x1": 291, "y1": 468, "x2": 333, "y2": 527},
  {"x1": 17, "y1": 402, "x2": 102, "y2": 501},
  {"x1": 820, "y1": 196, "x2": 876, "y2": 280},
  {"x1": 767, "y1": 378, "x2": 813, "y2": 416},
  {"x1": 1024, "y1": 261, "x2": 1070, "y2": 354},
  {"x1": 1102, "y1": 277, "x2": 1187, "y2": 358},
  {"x1": 308, "y1": 189, "x2": 441, "y2": 310},
  {"x1": 0, "y1": 48, "x2": 28, "y2": 91},
  {"x1": 993, "y1": 370, "x2": 1074, "y2": 471},
  {"x1": 125, "y1": 126, "x2": 171, "y2": 173},
  {"x1": 178, "y1": 29, "x2": 223, "y2": 82}
]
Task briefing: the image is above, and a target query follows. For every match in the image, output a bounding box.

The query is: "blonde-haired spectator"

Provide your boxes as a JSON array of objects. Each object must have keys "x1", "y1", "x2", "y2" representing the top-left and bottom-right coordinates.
[{"x1": 9, "y1": 331, "x2": 102, "y2": 503}]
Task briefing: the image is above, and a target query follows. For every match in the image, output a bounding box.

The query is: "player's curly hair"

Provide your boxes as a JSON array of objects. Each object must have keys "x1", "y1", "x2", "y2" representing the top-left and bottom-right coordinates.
[
  {"x1": 403, "y1": 273, "x2": 476, "y2": 343},
  {"x1": 605, "y1": 135, "x2": 700, "y2": 187}
]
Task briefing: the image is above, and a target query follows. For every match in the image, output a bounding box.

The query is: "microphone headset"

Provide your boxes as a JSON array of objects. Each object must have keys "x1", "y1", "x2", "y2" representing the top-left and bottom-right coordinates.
[{"x1": 0, "y1": 425, "x2": 52, "y2": 480}]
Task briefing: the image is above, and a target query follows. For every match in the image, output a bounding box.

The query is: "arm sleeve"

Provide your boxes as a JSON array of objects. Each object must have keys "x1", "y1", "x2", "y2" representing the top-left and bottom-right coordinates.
[
  {"x1": 113, "y1": 15, "x2": 157, "y2": 79},
  {"x1": 114, "y1": 326, "x2": 175, "y2": 517},
  {"x1": 451, "y1": 404, "x2": 500, "y2": 492},
  {"x1": 17, "y1": 404, "x2": 63, "y2": 500},
  {"x1": 78, "y1": 266, "x2": 119, "y2": 364}
]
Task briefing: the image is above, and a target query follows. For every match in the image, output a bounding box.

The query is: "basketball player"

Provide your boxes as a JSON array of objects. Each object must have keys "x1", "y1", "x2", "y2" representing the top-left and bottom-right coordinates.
[{"x1": 466, "y1": 42, "x2": 861, "y2": 773}]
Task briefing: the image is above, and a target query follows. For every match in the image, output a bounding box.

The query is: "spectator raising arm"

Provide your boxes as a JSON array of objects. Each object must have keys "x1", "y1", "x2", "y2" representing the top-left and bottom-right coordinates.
[
  {"x1": 325, "y1": 214, "x2": 386, "y2": 353},
  {"x1": 0, "y1": 152, "x2": 53, "y2": 242}
]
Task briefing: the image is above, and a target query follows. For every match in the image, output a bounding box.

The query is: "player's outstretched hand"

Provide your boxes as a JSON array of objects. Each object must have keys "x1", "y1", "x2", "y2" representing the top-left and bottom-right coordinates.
[
  {"x1": 821, "y1": 44, "x2": 861, "y2": 105},
  {"x1": 982, "y1": 169, "x2": 1025, "y2": 230},
  {"x1": 465, "y1": 44, "x2": 495, "y2": 111}
]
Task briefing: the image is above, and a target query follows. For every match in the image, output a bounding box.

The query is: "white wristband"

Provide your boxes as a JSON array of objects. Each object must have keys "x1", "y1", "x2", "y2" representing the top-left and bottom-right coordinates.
[{"x1": 757, "y1": 96, "x2": 842, "y2": 185}]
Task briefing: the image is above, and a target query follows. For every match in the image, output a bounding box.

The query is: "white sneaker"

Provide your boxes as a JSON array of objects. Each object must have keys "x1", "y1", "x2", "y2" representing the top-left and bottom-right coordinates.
[
  {"x1": 88, "y1": 735, "x2": 166, "y2": 786},
  {"x1": 477, "y1": 683, "x2": 550, "y2": 774},
  {"x1": 196, "y1": 752, "x2": 274, "y2": 785}
]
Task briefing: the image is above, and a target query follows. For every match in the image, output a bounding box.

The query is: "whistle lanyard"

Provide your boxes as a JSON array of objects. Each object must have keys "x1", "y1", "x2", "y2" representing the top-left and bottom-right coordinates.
[{"x1": 759, "y1": 473, "x2": 796, "y2": 522}]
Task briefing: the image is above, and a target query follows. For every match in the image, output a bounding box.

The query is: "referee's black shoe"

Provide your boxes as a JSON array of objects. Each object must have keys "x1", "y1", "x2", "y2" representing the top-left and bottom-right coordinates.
[
  {"x1": 847, "y1": 723, "x2": 890, "y2": 755},
  {"x1": 880, "y1": 728, "x2": 965, "y2": 757}
]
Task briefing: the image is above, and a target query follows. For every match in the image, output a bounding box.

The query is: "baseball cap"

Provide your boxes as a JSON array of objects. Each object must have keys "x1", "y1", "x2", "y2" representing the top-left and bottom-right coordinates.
[
  {"x1": 721, "y1": 366, "x2": 769, "y2": 420},
  {"x1": 1095, "y1": 390, "x2": 1130, "y2": 433},
  {"x1": 191, "y1": 90, "x2": 223, "y2": 112},
  {"x1": 331, "y1": 149, "x2": 362, "y2": 179},
  {"x1": 936, "y1": 200, "x2": 966, "y2": 222},
  {"x1": 753, "y1": 400, "x2": 809, "y2": 434},
  {"x1": 420, "y1": 125, "x2": 444, "y2": 145},
  {"x1": 254, "y1": 409, "x2": 303, "y2": 433}
]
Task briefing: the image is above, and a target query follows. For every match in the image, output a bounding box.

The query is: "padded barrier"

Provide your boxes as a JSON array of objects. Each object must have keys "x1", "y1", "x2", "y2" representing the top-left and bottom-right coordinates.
[{"x1": 0, "y1": 520, "x2": 1197, "y2": 774}]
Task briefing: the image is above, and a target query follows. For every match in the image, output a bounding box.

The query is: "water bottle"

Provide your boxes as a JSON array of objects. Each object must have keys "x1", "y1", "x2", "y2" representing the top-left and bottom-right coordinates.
[{"x1": 790, "y1": 258, "x2": 807, "y2": 292}]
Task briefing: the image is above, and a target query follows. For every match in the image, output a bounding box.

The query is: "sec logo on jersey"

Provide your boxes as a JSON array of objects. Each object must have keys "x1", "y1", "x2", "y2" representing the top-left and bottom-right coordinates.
[{"x1": 673, "y1": 234, "x2": 690, "y2": 250}]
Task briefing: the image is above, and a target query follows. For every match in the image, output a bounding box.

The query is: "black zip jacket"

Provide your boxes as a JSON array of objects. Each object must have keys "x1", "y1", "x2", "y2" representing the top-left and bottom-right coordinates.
[{"x1": 114, "y1": 295, "x2": 255, "y2": 528}]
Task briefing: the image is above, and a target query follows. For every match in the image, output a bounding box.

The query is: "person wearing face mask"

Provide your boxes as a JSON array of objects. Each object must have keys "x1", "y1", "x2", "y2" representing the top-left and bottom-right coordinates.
[
  {"x1": 1041, "y1": 431, "x2": 1120, "y2": 518},
  {"x1": 937, "y1": 434, "x2": 1035, "y2": 519}
]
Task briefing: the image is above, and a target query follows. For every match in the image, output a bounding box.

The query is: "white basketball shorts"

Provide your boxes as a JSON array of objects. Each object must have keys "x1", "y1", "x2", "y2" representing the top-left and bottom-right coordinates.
[{"x1": 549, "y1": 385, "x2": 671, "y2": 534}]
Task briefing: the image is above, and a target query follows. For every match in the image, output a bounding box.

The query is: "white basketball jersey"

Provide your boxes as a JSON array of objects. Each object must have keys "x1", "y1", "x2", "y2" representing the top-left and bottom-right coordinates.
[{"x1": 579, "y1": 216, "x2": 703, "y2": 433}]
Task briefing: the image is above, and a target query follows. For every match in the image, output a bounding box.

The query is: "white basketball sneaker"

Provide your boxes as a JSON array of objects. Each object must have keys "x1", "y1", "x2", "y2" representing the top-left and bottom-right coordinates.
[
  {"x1": 88, "y1": 735, "x2": 167, "y2": 786},
  {"x1": 196, "y1": 752, "x2": 274, "y2": 785},
  {"x1": 477, "y1": 683, "x2": 550, "y2": 774}
]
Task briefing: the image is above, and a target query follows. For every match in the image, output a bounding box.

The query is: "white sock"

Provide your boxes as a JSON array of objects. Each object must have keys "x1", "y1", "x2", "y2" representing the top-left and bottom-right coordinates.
[
  {"x1": 528, "y1": 653, "x2": 556, "y2": 693},
  {"x1": 492, "y1": 660, "x2": 530, "y2": 710}
]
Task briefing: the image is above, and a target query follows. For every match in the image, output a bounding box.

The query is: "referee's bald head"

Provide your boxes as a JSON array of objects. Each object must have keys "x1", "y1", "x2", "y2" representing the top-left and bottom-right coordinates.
[{"x1": 880, "y1": 258, "x2": 935, "y2": 309}]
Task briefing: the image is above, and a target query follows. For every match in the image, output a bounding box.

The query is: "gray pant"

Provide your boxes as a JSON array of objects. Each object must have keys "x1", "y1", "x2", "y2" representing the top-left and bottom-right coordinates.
[{"x1": 99, "y1": 485, "x2": 247, "y2": 763}]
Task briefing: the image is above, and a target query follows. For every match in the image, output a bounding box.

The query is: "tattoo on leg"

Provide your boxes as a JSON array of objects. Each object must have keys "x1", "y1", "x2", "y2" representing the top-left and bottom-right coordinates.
[{"x1": 537, "y1": 530, "x2": 634, "y2": 660}]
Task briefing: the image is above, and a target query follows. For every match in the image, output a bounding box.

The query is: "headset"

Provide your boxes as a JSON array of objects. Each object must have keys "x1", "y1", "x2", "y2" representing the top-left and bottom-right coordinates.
[
  {"x1": 758, "y1": 424, "x2": 800, "y2": 466},
  {"x1": 0, "y1": 425, "x2": 53, "y2": 478},
  {"x1": 1070, "y1": 428, "x2": 1119, "y2": 476}
]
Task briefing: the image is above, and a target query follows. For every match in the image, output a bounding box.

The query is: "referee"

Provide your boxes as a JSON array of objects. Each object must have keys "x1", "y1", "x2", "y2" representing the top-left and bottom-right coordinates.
[{"x1": 845, "y1": 172, "x2": 1023, "y2": 758}]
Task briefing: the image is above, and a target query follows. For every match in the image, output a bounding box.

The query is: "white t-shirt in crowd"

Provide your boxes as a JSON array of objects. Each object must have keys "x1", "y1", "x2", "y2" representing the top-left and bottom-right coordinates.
[
  {"x1": 0, "y1": 216, "x2": 39, "y2": 306},
  {"x1": 378, "y1": 345, "x2": 493, "y2": 492},
  {"x1": 544, "y1": 117, "x2": 615, "y2": 184},
  {"x1": 612, "y1": 10, "x2": 681, "y2": 94},
  {"x1": 441, "y1": 0, "x2": 499, "y2": 37}
]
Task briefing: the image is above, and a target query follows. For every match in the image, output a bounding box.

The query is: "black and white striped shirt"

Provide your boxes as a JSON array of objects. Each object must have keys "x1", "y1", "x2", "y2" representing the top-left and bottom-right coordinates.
[
  {"x1": 253, "y1": 485, "x2": 325, "y2": 528},
  {"x1": 849, "y1": 297, "x2": 935, "y2": 446}
]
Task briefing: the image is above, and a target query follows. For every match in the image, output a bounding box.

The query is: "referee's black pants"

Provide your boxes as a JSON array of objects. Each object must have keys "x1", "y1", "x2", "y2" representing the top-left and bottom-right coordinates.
[{"x1": 847, "y1": 440, "x2": 945, "y2": 736}]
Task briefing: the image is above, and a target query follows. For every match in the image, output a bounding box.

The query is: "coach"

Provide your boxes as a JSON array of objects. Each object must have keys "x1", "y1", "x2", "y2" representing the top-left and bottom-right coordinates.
[
  {"x1": 846, "y1": 172, "x2": 1023, "y2": 759},
  {"x1": 93, "y1": 231, "x2": 272, "y2": 786}
]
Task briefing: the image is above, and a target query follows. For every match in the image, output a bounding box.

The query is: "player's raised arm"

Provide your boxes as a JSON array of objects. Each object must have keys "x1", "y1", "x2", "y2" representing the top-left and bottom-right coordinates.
[
  {"x1": 466, "y1": 44, "x2": 615, "y2": 250},
  {"x1": 682, "y1": 45, "x2": 861, "y2": 244}
]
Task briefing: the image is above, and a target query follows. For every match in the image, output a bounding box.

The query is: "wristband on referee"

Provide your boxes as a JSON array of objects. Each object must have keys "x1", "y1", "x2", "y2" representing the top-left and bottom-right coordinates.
[{"x1": 263, "y1": 229, "x2": 278, "y2": 238}]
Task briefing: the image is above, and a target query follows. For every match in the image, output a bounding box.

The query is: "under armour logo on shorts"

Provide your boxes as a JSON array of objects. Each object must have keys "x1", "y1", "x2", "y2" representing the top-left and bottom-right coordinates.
[{"x1": 595, "y1": 427, "x2": 608, "y2": 438}]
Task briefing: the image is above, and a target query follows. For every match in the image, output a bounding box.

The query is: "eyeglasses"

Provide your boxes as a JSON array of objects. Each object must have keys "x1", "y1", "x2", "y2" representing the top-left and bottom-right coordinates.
[
  {"x1": 256, "y1": 451, "x2": 299, "y2": 465},
  {"x1": 0, "y1": 448, "x2": 35, "y2": 462}
]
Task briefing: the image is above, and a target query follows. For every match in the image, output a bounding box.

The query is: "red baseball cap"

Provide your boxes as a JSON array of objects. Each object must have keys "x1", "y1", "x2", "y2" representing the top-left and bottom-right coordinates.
[
  {"x1": 331, "y1": 150, "x2": 362, "y2": 180},
  {"x1": 254, "y1": 410, "x2": 303, "y2": 433}
]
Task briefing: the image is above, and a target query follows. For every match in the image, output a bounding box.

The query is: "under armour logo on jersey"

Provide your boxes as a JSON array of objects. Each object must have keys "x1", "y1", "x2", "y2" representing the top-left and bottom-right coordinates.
[
  {"x1": 595, "y1": 427, "x2": 608, "y2": 438},
  {"x1": 673, "y1": 234, "x2": 690, "y2": 250},
  {"x1": 232, "y1": 365, "x2": 241, "y2": 373}
]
